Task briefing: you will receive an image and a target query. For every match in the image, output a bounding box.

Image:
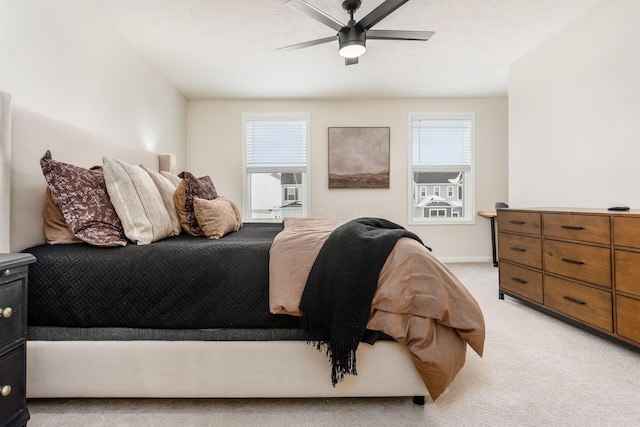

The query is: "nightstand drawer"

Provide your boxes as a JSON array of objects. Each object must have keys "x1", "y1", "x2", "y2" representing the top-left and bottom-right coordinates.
[
  {"x1": 614, "y1": 217, "x2": 640, "y2": 249},
  {"x1": 543, "y1": 213, "x2": 610, "y2": 245},
  {"x1": 498, "y1": 211, "x2": 541, "y2": 235},
  {"x1": 544, "y1": 240, "x2": 611, "y2": 288},
  {"x1": 0, "y1": 346, "x2": 27, "y2": 426},
  {"x1": 498, "y1": 233, "x2": 542, "y2": 269},
  {"x1": 617, "y1": 295, "x2": 640, "y2": 344},
  {"x1": 499, "y1": 262, "x2": 543, "y2": 304},
  {"x1": 0, "y1": 279, "x2": 25, "y2": 350},
  {"x1": 615, "y1": 250, "x2": 640, "y2": 298},
  {"x1": 544, "y1": 276, "x2": 612, "y2": 332}
]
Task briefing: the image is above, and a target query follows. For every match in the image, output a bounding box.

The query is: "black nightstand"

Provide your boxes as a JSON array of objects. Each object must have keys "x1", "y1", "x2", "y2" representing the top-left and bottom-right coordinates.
[{"x1": 0, "y1": 253, "x2": 36, "y2": 427}]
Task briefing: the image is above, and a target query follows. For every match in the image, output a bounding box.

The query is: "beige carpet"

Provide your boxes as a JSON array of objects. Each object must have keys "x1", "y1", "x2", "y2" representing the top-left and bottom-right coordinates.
[{"x1": 27, "y1": 263, "x2": 640, "y2": 426}]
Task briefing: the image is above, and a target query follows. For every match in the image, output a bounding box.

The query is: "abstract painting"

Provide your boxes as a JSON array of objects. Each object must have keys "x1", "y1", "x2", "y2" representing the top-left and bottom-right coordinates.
[{"x1": 328, "y1": 127, "x2": 390, "y2": 189}]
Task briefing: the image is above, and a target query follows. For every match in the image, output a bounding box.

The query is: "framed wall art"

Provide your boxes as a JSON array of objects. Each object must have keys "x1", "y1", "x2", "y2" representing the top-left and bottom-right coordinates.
[{"x1": 328, "y1": 127, "x2": 390, "y2": 189}]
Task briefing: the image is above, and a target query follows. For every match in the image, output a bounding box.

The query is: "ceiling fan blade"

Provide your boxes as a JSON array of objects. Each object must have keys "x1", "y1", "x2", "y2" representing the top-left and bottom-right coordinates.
[
  {"x1": 345, "y1": 57, "x2": 359, "y2": 66},
  {"x1": 357, "y1": 0, "x2": 410, "y2": 30},
  {"x1": 285, "y1": 0, "x2": 345, "y2": 32},
  {"x1": 367, "y1": 30, "x2": 434, "y2": 41},
  {"x1": 276, "y1": 36, "x2": 337, "y2": 52}
]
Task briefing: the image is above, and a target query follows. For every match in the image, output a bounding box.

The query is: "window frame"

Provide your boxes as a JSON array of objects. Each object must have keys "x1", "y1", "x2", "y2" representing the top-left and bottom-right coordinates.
[
  {"x1": 408, "y1": 112, "x2": 475, "y2": 225},
  {"x1": 242, "y1": 113, "x2": 311, "y2": 222}
]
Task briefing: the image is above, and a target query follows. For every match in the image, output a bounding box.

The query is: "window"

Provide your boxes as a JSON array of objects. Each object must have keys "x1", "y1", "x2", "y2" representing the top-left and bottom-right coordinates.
[
  {"x1": 243, "y1": 114, "x2": 310, "y2": 221},
  {"x1": 284, "y1": 186, "x2": 298, "y2": 201},
  {"x1": 409, "y1": 113, "x2": 474, "y2": 224},
  {"x1": 428, "y1": 208, "x2": 446, "y2": 218}
]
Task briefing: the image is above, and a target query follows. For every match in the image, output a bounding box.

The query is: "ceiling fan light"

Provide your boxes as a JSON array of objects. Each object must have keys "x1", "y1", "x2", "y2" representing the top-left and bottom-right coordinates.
[
  {"x1": 338, "y1": 26, "x2": 366, "y2": 58},
  {"x1": 339, "y1": 42, "x2": 366, "y2": 58}
]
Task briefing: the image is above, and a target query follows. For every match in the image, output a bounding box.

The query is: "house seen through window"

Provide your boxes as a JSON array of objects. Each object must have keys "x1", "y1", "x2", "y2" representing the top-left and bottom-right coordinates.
[
  {"x1": 243, "y1": 114, "x2": 310, "y2": 221},
  {"x1": 409, "y1": 113, "x2": 474, "y2": 224}
]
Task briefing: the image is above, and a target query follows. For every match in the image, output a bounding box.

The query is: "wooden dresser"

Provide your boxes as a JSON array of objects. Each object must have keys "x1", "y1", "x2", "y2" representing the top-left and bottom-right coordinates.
[
  {"x1": 497, "y1": 208, "x2": 640, "y2": 349},
  {"x1": 0, "y1": 253, "x2": 36, "y2": 427}
]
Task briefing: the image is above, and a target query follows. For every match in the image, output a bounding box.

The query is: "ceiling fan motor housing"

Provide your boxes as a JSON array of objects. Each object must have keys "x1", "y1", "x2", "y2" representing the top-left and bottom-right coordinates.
[
  {"x1": 342, "y1": 0, "x2": 362, "y2": 13},
  {"x1": 338, "y1": 26, "x2": 366, "y2": 57}
]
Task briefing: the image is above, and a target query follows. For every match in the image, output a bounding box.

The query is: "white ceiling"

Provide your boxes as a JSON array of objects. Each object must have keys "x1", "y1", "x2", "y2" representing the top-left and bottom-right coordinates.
[{"x1": 94, "y1": 0, "x2": 608, "y2": 100}]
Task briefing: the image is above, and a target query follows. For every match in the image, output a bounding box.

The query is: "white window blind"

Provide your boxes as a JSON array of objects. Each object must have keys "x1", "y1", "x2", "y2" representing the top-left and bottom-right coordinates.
[
  {"x1": 245, "y1": 119, "x2": 307, "y2": 172},
  {"x1": 411, "y1": 117, "x2": 472, "y2": 168}
]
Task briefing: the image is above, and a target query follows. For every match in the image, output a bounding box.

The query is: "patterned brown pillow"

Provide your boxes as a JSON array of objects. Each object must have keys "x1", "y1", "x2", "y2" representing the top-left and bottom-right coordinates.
[
  {"x1": 174, "y1": 171, "x2": 217, "y2": 236},
  {"x1": 40, "y1": 150, "x2": 127, "y2": 246}
]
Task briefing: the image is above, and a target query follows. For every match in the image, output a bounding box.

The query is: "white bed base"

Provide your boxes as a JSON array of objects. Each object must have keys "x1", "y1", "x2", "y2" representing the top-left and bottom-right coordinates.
[
  {"x1": 0, "y1": 91, "x2": 428, "y2": 401},
  {"x1": 26, "y1": 341, "x2": 427, "y2": 398}
]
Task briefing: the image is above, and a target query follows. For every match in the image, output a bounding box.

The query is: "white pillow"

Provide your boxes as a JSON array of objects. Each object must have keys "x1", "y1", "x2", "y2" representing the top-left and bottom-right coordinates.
[
  {"x1": 102, "y1": 157, "x2": 177, "y2": 244},
  {"x1": 140, "y1": 164, "x2": 182, "y2": 236}
]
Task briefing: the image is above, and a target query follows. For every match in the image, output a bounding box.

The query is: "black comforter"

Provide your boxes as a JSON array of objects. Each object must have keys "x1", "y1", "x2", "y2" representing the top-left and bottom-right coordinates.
[{"x1": 24, "y1": 223, "x2": 300, "y2": 330}]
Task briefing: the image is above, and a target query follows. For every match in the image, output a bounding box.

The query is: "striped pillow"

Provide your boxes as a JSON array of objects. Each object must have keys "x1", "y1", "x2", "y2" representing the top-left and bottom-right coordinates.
[{"x1": 103, "y1": 157, "x2": 177, "y2": 245}]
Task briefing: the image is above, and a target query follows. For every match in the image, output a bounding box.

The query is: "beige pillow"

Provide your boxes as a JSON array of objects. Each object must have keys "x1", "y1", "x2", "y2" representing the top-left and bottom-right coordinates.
[
  {"x1": 174, "y1": 179, "x2": 190, "y2": 235},
  {"x1": 228, "y1": 198, "x2": 243, "y2": 230},
  {"x1": 140, "y1": 164, "x2": 181, "y2": 236},
  {"x1": 43, "y1": 187, "x2": 83, "y2": 245},
  {"x1": 193, "y1": 196, "x2": 240, "y2": 239},
  {"x1": 102, "y1": 157, "x2": 177, "y2": 245}
]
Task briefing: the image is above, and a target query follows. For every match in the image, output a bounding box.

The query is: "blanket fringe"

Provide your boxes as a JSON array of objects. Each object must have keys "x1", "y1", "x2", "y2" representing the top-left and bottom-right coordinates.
[{"x1": 301, "y1": 313, "x2": 359, "y2": 386}]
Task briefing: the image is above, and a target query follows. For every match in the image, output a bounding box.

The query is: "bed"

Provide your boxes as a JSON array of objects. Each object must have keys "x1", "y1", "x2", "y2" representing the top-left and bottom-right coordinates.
[{"x1": 0, "y1": 90, "x2": 484, "y2": 403}]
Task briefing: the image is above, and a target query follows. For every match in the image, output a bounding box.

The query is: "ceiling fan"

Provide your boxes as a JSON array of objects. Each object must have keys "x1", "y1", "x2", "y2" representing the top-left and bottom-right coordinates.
[{"x1": 277, "y1": 0, "x2": 434, "y2": 66}]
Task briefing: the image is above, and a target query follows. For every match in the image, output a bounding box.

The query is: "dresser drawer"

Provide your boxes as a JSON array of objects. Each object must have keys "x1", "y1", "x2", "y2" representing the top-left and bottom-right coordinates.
[
  {"x1": 615, "y1": 250, "x2": 640, "y2": 298},
  {"x1": 499, "y1": 262, "x2": 543, "y2": 304},
  {"x1": 613, "y1": 217, "x2": 640, "y2": 249},
  {"x1": 617, "y1": 295, "x2": 640, "y2": 344},
  {"x1": 543, "y1": 213, "x2": 610, "y2": 245},
  {"x1": 0, "y1": 279, "x2": 25, "y2": 350},
  {"x1": 544, "y1": 240, "x2": 611, "y2": 288},
  {"x1": 544, "y1": 276, "x2": 612, "y2": 332},
  {"x1": 498, "y1": 233, "x2": 542, "y2": 269},
  {"x1": 0, "y1": 346, "x2": 27, "y2": 426},
  {"x1": 498, "y1": 211, "x2": 541, "y2": 235}
]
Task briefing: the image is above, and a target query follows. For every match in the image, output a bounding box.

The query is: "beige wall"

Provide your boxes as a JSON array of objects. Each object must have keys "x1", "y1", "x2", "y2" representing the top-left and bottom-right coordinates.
[
  {"x1": 509, "y1": 0, "x2": 640, "y2": 208},
  {"x1": 0, "y1": 0, "x2": 187, "y2": 169},
  {"x1": 188, "y1": 98, "x2": 508, "y2": 262}
]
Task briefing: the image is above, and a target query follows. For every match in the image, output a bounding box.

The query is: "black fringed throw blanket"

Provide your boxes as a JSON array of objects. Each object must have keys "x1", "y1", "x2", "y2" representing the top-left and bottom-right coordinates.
[{"x1": 299, "y1": 217, "x2": 424, "y2": 386}]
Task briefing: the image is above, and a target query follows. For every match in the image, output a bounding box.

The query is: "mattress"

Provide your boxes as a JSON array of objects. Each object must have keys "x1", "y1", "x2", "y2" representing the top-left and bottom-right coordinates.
[{"x1": 24, "y1": 223, "x2": 301, "y2": 330}]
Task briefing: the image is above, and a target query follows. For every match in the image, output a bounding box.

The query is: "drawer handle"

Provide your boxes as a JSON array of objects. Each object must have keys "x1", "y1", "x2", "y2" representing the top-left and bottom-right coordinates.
[
  {"x1": 2, "y1": 269, "x2": 9, "y2": 276},
  {"x1": 510, "y1": 247, "x2": 526, "y2": 252},
  {"x1": 560, "y1": 225, "x2": 585, "y2": 231},
  {"x1": 561, "y1": 258, "x2": 585, "y2": 265},
  {"x1": 0, "y1": 307, "x2": 12, "y2": 318},
  {"x1": 562, "y1": 295, "x2": 586, "y2": 305},
  {"x1": 0, "y1": 385, "x2": 11, "y2": 397},
  {"x1": 509, "y1": 220, "x2": 525, "y2": 225},
  {"x1": 511, "y1": 277, "x2": 527, "y2": 285}
]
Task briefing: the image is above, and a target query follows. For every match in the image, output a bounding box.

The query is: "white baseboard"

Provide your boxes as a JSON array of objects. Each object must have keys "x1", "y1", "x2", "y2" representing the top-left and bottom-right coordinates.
[{"x1": 438, "y1": 257, "x2": 493, "y2": 264}]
